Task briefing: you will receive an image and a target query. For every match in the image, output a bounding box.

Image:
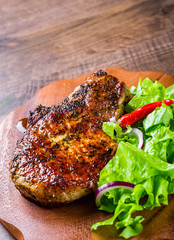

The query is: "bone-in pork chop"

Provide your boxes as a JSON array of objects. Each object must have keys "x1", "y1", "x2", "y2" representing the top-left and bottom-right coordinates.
[{"x1": 9, "y1": 70, "x2": 130, "y2": 206}]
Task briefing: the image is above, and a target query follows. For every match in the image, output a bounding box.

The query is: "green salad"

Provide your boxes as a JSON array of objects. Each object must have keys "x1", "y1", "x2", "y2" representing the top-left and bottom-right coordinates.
[{"x1": 91, "y1": 78, "x2": 174, "y2": 239}]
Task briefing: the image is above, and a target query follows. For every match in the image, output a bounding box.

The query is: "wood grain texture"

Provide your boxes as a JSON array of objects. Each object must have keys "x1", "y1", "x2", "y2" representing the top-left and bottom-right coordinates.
[
  {"x1": 0, "y1": 68, "x2": 174, "y2": 240},
  {"x1": 0, "y1": 0, "x2": 174, "y2": 123}
]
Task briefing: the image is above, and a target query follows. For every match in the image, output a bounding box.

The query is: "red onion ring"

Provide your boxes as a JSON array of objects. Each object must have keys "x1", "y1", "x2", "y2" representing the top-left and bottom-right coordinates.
[
  {"x1": 16, "y1": 119, "x2": 28, "y2": 133},
  {"x1": 107, "y1": 116, "x2": 116, "y2": 123},
  {"x1": 131, "y1": 128, "x2": 144, "y2": 149},
  {"x1": 95, "y1": 181, "x2": 135, "y2": 208}
]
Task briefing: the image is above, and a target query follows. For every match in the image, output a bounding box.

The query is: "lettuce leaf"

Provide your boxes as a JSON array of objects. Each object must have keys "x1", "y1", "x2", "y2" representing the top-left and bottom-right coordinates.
[
  {"x1": 143, "y1": 104, "x2": 173, "y2": 132},
  {"x1": 144, "y1": 126, "x2": 174, "y2": 163},
  {"x1": 126, "y1": 78, "x2": 173, "y2": 112},
  {"x1": 102, "y1": 122, "x2": 138, "y2": 146},
  {"x1": 92, "y1": 142, "x2": 174, "y2": 238},
  {"x1": 166, "y1": 84, "x2": 174, "y2": 99},
  {"x1": 92, "y1": 78, "x2": 174, "y2": 239},
  {"x1": 98, "y1": 142, "x2": 174, "y2": 187},
  {"x1": 143, "y1": 104, "x2": 174, "y2": 163}
]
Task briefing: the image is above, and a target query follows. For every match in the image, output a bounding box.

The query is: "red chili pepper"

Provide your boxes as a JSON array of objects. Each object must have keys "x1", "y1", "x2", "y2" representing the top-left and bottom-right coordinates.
[{"x1": 118, "y1": 99, "x2": 174, "y2": 128}]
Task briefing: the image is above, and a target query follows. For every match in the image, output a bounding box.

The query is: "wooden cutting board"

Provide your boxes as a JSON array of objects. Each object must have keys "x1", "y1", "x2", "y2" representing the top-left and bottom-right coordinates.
[{"x1": 0, "y1": 67, "x2": 174, "y2": 240}]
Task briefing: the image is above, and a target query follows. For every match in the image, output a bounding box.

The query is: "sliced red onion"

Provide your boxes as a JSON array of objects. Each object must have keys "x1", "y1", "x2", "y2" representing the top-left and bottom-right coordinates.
[
  {"x1": 131, "y1": 128, "x2": 144, "y2": 149},
  {"x1": 107, "y1": 116, "x2": 116, "y2": 123},
  {"x1": 16, "y1": 119, "x2": 27, "y2": 133},
  {"x1": 95, "y1": 181, "x2": 135, "y2": 208}
]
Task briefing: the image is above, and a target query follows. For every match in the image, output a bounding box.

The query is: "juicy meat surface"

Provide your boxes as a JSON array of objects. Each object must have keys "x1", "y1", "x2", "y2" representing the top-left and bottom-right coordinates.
[{"x1": 9, "y1": 70, "x2": 130, "y2": 206}]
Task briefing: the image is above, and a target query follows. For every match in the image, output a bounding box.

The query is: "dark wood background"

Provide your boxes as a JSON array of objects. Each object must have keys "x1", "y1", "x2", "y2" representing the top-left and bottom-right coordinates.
[{"x1": 0, "y1": 0, "x2": 174, "y2": 123}]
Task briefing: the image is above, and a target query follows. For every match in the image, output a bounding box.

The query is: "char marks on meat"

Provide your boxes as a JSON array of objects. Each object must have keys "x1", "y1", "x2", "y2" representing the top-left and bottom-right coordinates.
[{"x1": 9, "y1": 70, "x2": 130, "y2": 206}]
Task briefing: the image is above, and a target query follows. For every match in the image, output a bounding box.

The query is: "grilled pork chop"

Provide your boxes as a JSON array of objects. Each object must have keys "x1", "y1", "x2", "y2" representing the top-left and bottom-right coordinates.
[{"x1": 10, "y1": 70, "x2": 130, "y2": 206}]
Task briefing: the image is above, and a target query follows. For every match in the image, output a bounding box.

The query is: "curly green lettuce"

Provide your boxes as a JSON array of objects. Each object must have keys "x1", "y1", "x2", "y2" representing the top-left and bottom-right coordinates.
[{"x1": 91, "y1": 79, "x2": 174, "y2": 239}]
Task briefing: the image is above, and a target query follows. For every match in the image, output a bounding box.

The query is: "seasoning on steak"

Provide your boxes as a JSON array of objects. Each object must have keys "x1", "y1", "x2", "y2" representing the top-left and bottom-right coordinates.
[{"x1": 9, "y1": 70, "x2": 130, "y2": 206}]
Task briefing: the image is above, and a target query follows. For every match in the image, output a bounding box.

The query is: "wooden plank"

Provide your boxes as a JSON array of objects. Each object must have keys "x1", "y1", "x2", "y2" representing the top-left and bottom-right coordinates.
[
  {"x1": 0, "y1": 68, "x2": 174, "y2": 240},
  {"x1": 0, "y1": 0, "x2": 174, "y2": 122}
]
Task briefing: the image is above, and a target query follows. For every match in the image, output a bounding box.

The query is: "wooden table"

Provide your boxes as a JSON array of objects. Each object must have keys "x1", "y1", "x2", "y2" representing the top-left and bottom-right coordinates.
[
  {"x1": 0, "y1": 0, "x2": 174, "y2": 124},
  {"x1": 0, "y1": 0, "x2": 174, "y2": 239}
]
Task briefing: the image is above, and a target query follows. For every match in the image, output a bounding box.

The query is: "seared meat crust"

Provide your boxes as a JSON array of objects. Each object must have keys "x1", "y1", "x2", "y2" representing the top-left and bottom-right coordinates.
[{"x1": 10, "y1": 70, "x2": 130, "y2": 206}]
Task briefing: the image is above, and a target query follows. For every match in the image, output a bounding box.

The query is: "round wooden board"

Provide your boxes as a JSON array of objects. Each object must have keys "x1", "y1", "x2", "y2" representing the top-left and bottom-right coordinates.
[{"x1": 0, "y1": 67, "x2": 174, "y2": 240}]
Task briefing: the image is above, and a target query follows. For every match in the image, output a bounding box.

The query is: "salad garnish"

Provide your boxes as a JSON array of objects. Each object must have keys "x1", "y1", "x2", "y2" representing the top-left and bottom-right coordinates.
[
  {"x1": 91, "y1": 78, "x2": 174, "y2": 239},
  {"x1": 118, "y1": 99, "x2": 174, "y2": 128},
  {"x1": 95, "y1": 181, "x2": 135, "y2": 208}
]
